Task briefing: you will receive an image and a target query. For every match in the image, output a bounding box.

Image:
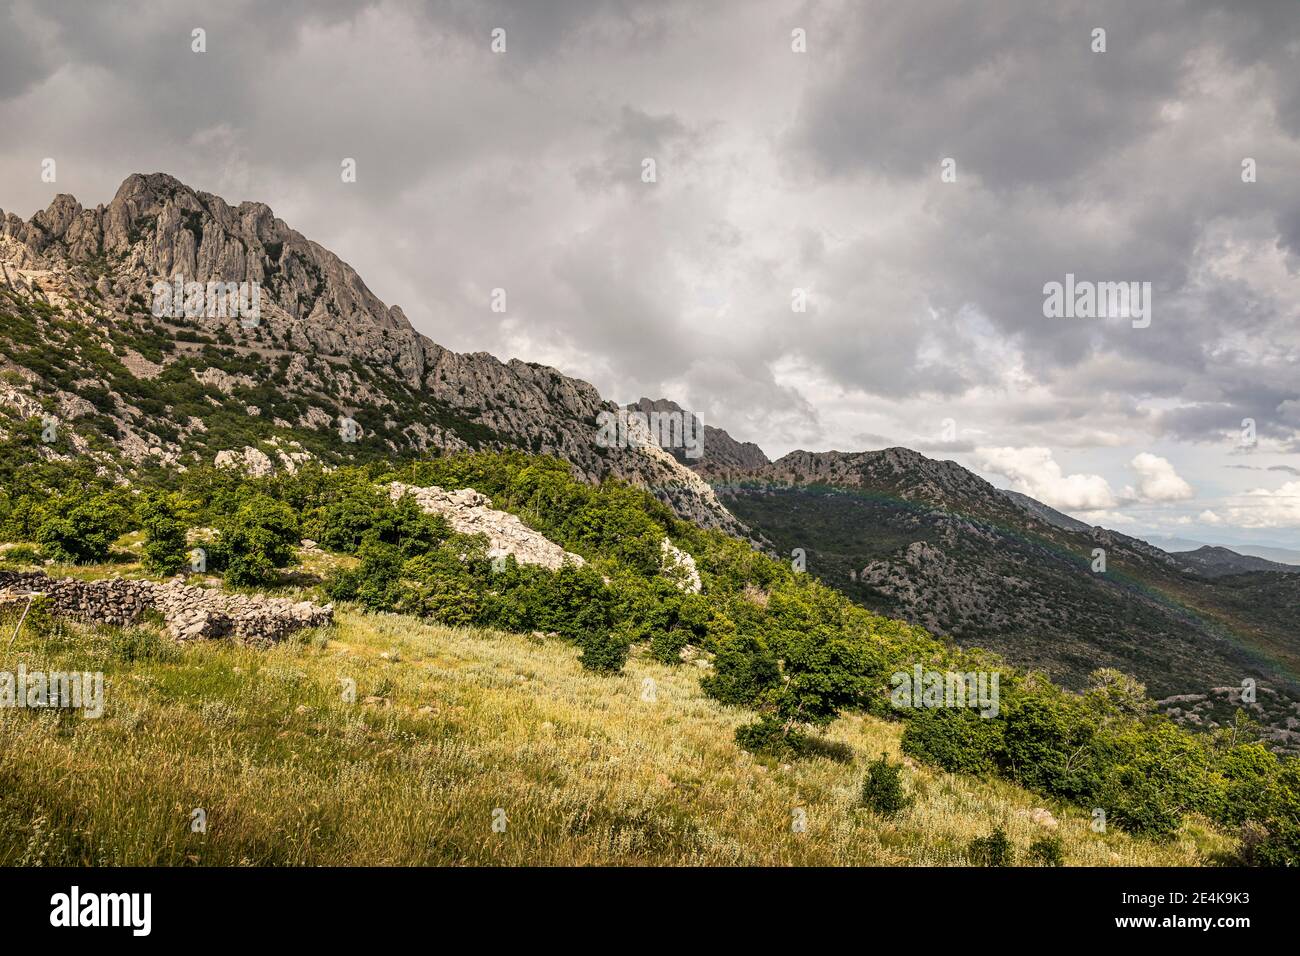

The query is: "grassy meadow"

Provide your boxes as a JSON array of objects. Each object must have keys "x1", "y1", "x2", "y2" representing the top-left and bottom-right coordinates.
[{"x1": 0, "y1": 561, "x2": 1233, "y2": 866}]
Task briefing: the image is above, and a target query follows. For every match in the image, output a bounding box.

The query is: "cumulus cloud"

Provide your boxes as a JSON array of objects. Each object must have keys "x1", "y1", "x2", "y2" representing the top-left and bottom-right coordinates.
[
  {"x1": 1224, "y1": 482, "x2": 1300, "y2": 529},
  {"x1": 975, "y1": 446, "x2": 1117, "y2": 511},
  {"x1": 1126, "y1": 453, "x2": 1194, "y2": 503},
  {"x1": 978, "y1": 447, "x2": 1199, "y2": 513}
]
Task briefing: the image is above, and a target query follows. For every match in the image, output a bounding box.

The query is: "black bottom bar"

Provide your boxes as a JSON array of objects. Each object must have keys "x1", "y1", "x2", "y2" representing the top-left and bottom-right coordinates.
[{"x1": 0, "y1": 865, "x2": 1287, "y2": 941}]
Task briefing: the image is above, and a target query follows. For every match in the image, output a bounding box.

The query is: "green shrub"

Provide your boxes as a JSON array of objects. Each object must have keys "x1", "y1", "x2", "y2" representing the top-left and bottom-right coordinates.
[
  {"x1": 0, "y1": 544, "x2": 42, "y2": 565},
  {"x1": 1027, "y1": 834, "x2": 1064, "y2": 866},
  {"x1": 34, "y1": 490, "x2": 131, "y2": 563},
  {"x1": 318, "y1": 486, "x2": 384, "y2": 554},
  {"x1": 648, "y1": 628, "x2": 689, "y2": 665},
  {"x1": 1241, "y1": 759, "x2": 1300, "y2": 866},
  {"x1": 323, "y1": 540, "x2": 408, "y2": 612},
  {"x1": 1092, "y1": 719, "x2": 1214, "y2": 839},
  {"x1": 578, "y1": 631, "x2": 629, "y2": 674},
  {"x1": 407, "y1": 568, "x2": 483, "y2": 626},
  {"x1": 700, "y1": 633, "x2": 780, "y2": 706},
  {"x1": 734, "y1": 715, "x2": 803, "y2": 757},
  {"x1": 968, "y1": 827, "x2": 1012, "y2": 866},
  {"x1": 211, "y1": 494, "x2": 299, "y2": 587},
  {"x1": 1209, "y1": 742, "x2": 1280, "y2": 828},
  {"x1": 861, "y1": 752, "x2": 911, "y2": 817},
  {"x1": 901, "y1": 707, "x2": 1004, "y2": 775},
  {"x1": 999, "y1": 689, "x2": 1100, "y2": 800}
]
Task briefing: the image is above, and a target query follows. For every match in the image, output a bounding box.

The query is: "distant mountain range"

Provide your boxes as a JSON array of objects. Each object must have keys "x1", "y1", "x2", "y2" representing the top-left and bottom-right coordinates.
[
  {"x1": 637, "y1": 411, "x2": 1299, "y2": 751},
  {"x1": 1171, "y1": 546, "x2": 1300, "y2": 578},
  {"x1": 1145, "y1": 534, "x2": 1300, "y2": 566}
]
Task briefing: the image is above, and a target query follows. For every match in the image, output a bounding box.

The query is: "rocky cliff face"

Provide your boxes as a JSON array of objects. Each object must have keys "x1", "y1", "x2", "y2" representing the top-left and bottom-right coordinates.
[
  {"x1": 1171, "y1": 545, "x2": 1300, "y2": 579},
  {"x1": 759, "y1": 446, "x2": 1024, "y2": 515},
  {"x1": 0, "y1": 174, "x2": 745, "y2": 536}
]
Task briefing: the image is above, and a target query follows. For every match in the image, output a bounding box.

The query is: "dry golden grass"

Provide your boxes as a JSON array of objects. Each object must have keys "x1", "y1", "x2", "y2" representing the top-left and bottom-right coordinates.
[{"x1": 0, "y1": 596, "x2": 1234, "y2": 866}]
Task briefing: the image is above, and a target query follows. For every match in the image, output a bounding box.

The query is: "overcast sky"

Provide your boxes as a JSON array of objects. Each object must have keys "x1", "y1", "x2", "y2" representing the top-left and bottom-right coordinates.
[{"x1": 2, "y1": 0, "x2": 1298, "y2": 547}]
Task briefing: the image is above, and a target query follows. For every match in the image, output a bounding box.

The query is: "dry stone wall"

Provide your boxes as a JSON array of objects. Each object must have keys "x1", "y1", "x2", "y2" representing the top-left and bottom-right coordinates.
[{"x1": 0, "y1": 570, "x2": 332, "y2": 647}]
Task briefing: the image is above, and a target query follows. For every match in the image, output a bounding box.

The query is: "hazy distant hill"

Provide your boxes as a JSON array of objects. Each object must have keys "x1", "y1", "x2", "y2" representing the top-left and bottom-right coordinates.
[{"x1": 1172, "y1": 545, "x2": 1300, "y2": 579}]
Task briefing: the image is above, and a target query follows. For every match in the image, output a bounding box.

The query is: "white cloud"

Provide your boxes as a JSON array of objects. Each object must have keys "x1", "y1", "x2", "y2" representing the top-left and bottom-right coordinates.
[
  {"x1": 1127, "y1": 453, "x2": 1194, "y2": 503},
  {"x1": 1223, "y1": 482, "x2": 1300, "y2": 529},
  {"x1": 1075, "y1": 509, "x2": 1135, "y2": 526},
  {"x1": 975, "y1": 446, "x2": 1117, "y2": 511},
  {"x1": 1198, "y1": 509, "x2": 1224, "y2": 525}
]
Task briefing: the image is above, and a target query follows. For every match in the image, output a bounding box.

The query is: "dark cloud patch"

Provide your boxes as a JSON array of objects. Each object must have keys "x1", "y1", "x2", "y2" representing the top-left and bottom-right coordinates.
[
  {"x1": 1228, "y1": 464, "x2": 1300, "y2": 477},
  {"x1": 573, "y1": 106, "x2": 697, "y2": 192},
  {"x1": 792, "y1": 1, "x2": 1191, "y2": 190}
]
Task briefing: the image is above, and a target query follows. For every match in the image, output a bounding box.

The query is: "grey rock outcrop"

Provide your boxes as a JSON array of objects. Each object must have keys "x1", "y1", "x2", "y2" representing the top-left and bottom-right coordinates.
[
  {"x1": 389, "y1": 482, "x2": 585, "y2": 571},
  {"x1": 660, "y1": 538, "x2": 702, "y2": 593},
  {"x1": 626, "y1": 397, "x2": 770, "y2": 481}
]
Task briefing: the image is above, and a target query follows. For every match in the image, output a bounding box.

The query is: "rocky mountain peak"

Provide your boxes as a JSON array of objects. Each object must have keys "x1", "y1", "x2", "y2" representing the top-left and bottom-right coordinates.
[
  {"x1": 624, "y1": 397, "x2": 770, "y2": 479},
  {"x1": 757, "y1": 445, "x2": 1012, "y2": 514},
  {"x1": 0, "y1": 173, "x2": 747, "y2": 538}
]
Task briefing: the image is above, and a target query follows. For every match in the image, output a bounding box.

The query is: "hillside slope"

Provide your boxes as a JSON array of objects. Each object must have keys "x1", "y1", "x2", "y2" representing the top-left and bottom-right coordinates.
[
  {"x1": 0, "y1": 573, "x2": 1223, "y2": 866},
  {"x1": 711, "y1": 449, "x2": 1300, "y2": 752}
]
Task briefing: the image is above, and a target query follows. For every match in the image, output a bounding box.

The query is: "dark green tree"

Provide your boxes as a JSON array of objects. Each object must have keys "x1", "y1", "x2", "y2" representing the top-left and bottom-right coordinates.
[
  {"x1": 213, "y1": 494, "x2": 299, "y2": 586},
  {"x1": 137, "y1": 491, "x2": 191, "y2": 574}
]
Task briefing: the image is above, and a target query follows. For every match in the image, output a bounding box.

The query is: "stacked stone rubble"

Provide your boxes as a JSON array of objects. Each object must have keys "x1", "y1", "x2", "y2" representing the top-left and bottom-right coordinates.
[{"x1": 0, "y1": 570, "x2": 332, "y2": 646}]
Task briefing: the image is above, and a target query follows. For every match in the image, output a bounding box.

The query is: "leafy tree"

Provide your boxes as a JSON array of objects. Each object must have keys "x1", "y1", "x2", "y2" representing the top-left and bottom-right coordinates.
[
  {"x1": 137, "y1": 491, "x2": 191, "y2": 574},
  {"x1": 999, "y1": 686, "x2": 1100, "y2": 800},
  {"x1": 769, "y1": 629, "x2": 874, "y2": 734},
  {"x1": 34, "y1": 489, "x2": 131, "y2": 563},
  {"x1": 212, "y1": 494, "x2": 299, "y2": 587},
  {"x1": 1084, "y1": 668, "x2": 1154, "y2": 722},
  {"x1": 318, "y1": 485, "x2": 384, "y2": 554},
  {"x1": 324, "y1": 540, "x2": 409, "y2": 612},
  {"x1": 579, "y1": 630, "x2": 629, "y2": 674},
  {"x1": 700, "y1": 633, "x2": 780, "y2": 706}
]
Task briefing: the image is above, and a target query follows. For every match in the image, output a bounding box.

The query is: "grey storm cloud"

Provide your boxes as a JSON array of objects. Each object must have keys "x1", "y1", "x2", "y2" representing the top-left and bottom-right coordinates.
[{"x1": 1, "y1": 0, "x2": 1298, "y2": 458}]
